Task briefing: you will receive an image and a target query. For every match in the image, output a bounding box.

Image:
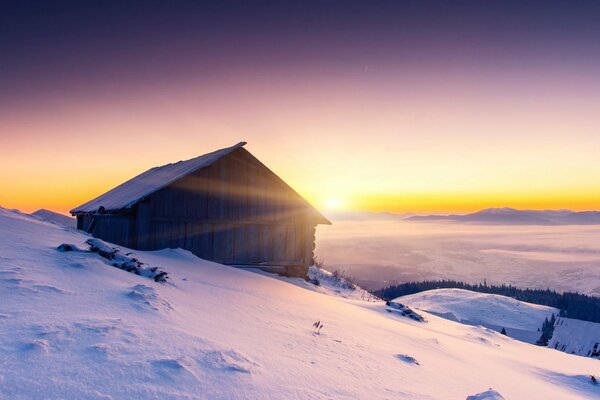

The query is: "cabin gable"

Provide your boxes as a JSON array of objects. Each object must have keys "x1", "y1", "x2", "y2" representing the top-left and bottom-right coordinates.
[{"x1": 73, "y1": 144, "x2": 326, "y2": 277}]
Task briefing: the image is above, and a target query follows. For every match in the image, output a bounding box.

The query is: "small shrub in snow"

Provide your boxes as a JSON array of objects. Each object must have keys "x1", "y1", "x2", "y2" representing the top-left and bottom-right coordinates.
[
  {"x1": 313, "y1": 257, "x2": 325, "y2": 269},
  {"x1": 84, "y1": 239, "x2": 169, "y2": 283},
  {"x1": 308, "y1": 263, "x2": 382, "y2": 302},
  {"x1": 331, "y1": 269, "x2": 357, "y2": 290},
  {"x1": 312, "y1": 320, "x2": 324, "y2": 334},
  {"x1": 309, "y1": 262, "x2": 357, "y2": 291}
]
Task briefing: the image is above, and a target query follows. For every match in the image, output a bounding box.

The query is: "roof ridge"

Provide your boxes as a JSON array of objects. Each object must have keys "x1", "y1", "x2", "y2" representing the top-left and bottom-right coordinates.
[
  {"x1": 70, "y1": 141, "x2": 246, "y2": 214},
  {"x1": 160, "y1": 141, "x2": 247, "y2": 169}
]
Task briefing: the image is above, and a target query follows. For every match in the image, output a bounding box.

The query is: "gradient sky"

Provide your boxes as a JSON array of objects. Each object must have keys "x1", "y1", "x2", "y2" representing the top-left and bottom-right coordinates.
[{"x1": 2, "y1": 0, "x2": 600, "y2": 214}]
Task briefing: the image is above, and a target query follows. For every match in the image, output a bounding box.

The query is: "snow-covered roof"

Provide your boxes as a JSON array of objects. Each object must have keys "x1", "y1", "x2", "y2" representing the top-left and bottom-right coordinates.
[{"x1": 71, "y1": 142, "x2": 247, "y2": 214}]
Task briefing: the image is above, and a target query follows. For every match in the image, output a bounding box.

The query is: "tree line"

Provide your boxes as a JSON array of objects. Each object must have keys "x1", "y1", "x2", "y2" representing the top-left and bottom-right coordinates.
[{"x1": 374, "y1": 280, "x2": 600, "y2": 323}]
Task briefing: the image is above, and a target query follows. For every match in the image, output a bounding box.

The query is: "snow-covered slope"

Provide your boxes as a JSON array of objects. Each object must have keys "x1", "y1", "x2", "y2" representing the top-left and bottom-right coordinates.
[
  {"x1": 397, "y1": 289, "x2": 559, "y2": 344},
  {"x1": 1, "y1": 207, "x2": 599, "y2": 399},
  {"x1": 550, "y1": 317, "x2": 600, "y2": 358}
]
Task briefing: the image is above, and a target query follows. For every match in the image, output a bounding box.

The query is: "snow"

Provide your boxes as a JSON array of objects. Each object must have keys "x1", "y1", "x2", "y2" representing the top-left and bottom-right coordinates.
[
  {"x1": 397, "y1": 289, "x2": 558, "y2": 343},
  {"x1": 1, "y1": 207, "x2": 600, "y2": 399},
  {"x1": 31, "y1": 209, "x2": 76, "y2": 228},
  {"x1": 70, "y1": 142, "x2": 246, "y2": 213},
  {"x1": 550, "y1": 317, "x2": 600, "y2": 358}
]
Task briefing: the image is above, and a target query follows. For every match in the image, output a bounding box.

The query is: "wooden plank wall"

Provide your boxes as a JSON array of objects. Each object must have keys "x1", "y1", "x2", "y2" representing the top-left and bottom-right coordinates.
[
  {"x1": 136, "y1": 147, "x2": 317, "y2": 274},
  {"x1": 91, "y1": 215, "x2": 134, "y2": 248},
  {"x1": 136, "y1": 200, "x2": 151, "y2": 250}
]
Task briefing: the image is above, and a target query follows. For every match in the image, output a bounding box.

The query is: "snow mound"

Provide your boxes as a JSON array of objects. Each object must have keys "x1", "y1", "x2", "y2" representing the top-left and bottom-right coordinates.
[
  {"x1": 127, "y1": 284, "x2": 173, "y2": 311},
  {"x1": 201, "y1": 350, "x2": 256, "y2": 373},
  {"x1": 31, "y1": 209, "x2": 76, "y2": 228},
  {"x1": 397, "y1": 288, "x2": 558, "y2": 343},
  {"x1": 21, "y1": 339, "x2": 50, "y2": 354}
]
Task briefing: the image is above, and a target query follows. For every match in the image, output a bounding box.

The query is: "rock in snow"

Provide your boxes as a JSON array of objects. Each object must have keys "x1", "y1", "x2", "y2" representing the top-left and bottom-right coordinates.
[
  {"x1": 1, "y1": 206, "x2": 600, "y2": 399},
  {"x1": 386, "y1": 301, "x2": 427, "y2": 322},
  {"x1": 466, "y1": 389, "x2": 505, "y2": 400}
]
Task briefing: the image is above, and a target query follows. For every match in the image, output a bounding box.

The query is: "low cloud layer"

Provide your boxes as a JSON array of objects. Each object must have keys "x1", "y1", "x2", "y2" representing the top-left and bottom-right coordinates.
[{"x1": 315, "y1": 218, "x2": 600, "y2": 294}]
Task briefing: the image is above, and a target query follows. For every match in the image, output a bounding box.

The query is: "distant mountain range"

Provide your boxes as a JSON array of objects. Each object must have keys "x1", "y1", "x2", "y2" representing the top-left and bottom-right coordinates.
[
  {"x1": 406, "y1": 207, "x2": 600, "y2": 225},
  {"x1": 324, "y1": 210, "x2": 415, "y2": 222}
]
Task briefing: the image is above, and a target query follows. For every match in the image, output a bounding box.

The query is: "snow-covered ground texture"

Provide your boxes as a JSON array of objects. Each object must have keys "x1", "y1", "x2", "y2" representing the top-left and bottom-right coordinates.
[
  {"x1": 397, "y1": 289, "x2": 558, "y2": 344},
  {"x1": 253, "y1": 265, "x2": 379, "y2": 303},
  {"x1": 316, "y1": 217, "x2": 600, "y2": 294},
  {"x1": 550, "y1": 317, "x2": 600, "y2": 358},
  {"x1": 1, "y1": 207, "x2": 600, "y2": 400}
]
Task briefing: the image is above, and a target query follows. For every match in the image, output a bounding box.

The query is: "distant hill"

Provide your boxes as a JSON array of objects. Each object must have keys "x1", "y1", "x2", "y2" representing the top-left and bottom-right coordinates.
[
  {"x1": 406, "y1": 207, "x2": 600, "y2": 225},
  {"x1": 31, "y1": 209, "x2": 76, "y2": 228},
  {"x1": 395, "y1": 288, "x2": 558, "y2": 344}
]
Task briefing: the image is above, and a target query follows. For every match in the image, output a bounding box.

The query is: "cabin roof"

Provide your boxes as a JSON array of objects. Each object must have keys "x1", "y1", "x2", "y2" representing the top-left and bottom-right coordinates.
[
  {"x1": 70, "y1": 142, "x2": 330, "y2": 224},
  {"x1": 71, "y1": 142, "x2": 247, "y2": 214}
]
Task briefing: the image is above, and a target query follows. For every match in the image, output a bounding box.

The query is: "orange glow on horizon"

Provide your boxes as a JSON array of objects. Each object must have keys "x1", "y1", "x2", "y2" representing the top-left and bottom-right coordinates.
[
  {"x1": 2, "y1": 70, "x2": 599, "y2": 216},
  {"x1": 6, "y1": 178, "x2": 600, "y2": 217}
]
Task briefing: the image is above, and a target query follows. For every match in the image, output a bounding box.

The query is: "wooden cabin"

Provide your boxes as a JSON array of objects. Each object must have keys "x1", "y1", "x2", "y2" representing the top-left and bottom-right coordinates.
[{"x1": 70, "y1": 142, "x2": 330, "y2": 277}]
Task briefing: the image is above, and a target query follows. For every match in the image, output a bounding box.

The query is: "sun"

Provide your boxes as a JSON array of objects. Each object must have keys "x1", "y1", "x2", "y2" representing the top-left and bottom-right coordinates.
[{"x1": 323, "y1": 197, "x2": 346, "y2": 211}]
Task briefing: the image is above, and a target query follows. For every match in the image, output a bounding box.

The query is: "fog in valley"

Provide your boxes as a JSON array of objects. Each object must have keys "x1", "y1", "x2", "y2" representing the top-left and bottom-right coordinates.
[{"x1": 315, "y1": 216, "x2": 600, "y2": 295}]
